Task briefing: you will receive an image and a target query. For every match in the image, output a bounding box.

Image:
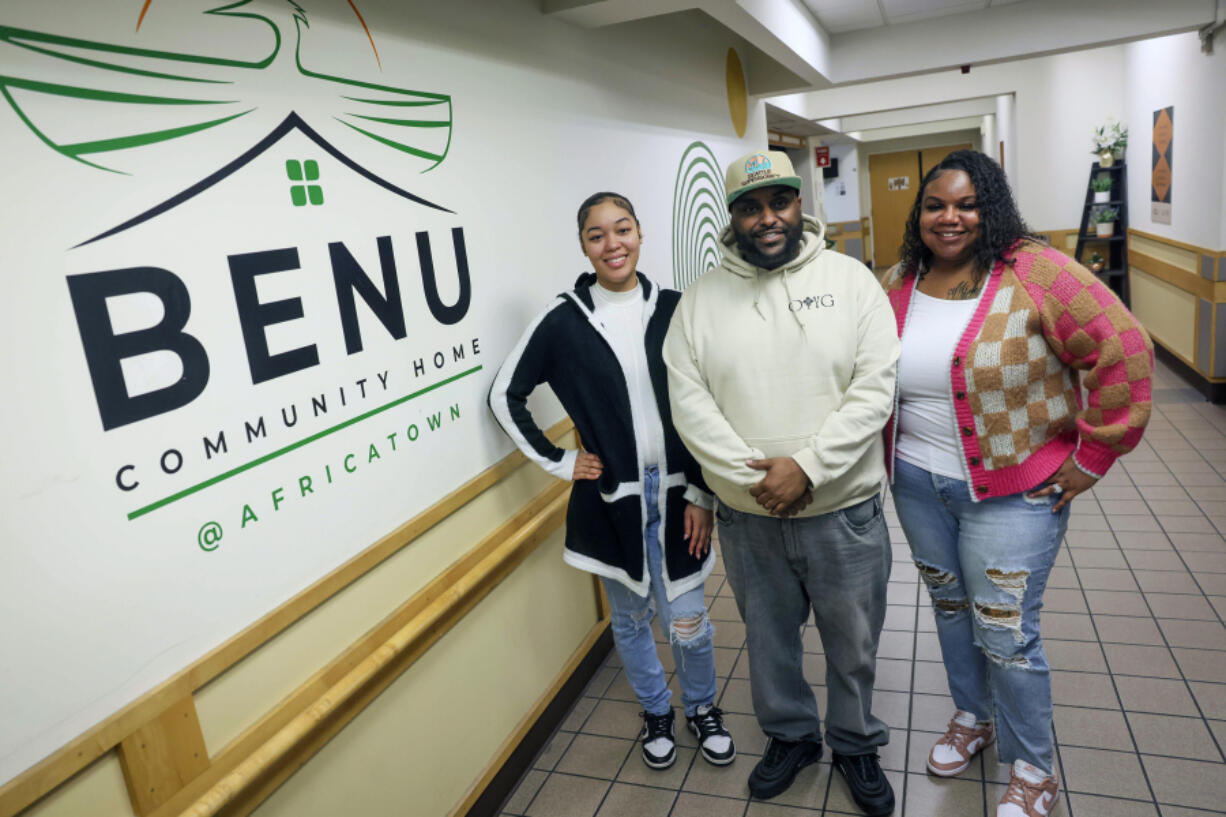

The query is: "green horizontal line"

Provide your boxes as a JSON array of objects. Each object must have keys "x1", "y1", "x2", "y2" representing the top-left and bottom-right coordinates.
[{"x1": 127, "y1": 365, "x2": 482, "y2": 521}]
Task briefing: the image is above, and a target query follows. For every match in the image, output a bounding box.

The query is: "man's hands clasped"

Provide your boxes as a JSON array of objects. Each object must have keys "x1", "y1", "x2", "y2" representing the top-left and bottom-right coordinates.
[{"x1": 747, "y1": 457, "x2": 813, "y2": 517}]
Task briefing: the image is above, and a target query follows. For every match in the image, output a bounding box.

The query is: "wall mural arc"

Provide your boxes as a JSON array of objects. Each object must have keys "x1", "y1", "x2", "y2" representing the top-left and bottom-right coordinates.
[{"x1": 671, "y1": 140, "x2": 728, "y2": 290}]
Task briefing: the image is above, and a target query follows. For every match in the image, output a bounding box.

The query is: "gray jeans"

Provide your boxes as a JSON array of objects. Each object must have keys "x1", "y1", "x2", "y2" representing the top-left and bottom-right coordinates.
[{"x1": 716, "y1": 493, "x2": 891, "y2": 755}]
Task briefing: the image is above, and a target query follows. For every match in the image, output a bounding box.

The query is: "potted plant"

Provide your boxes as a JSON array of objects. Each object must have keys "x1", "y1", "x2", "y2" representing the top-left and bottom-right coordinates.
[
  {"x1": 1110, "y1": 121, "x2": 1128, "y2": 160},
  {"x1": 1087, "y1": 251, "x2": 1105, "y2": 274},
  {"x1": 1091, "y1": 175, "x2": 1113, "y2": 203},
  {"x1": 1093, "y1": 207, "x2": 1119, "y2": 238},
  {"x1": 1091, "y1": 119, "x2": 1127, "y2": 166}
]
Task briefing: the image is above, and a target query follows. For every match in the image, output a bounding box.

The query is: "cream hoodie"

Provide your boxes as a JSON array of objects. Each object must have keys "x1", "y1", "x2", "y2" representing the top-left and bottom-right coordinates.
[{"x1": 663, "y1": 215, "x2": 900, "y2": 517}]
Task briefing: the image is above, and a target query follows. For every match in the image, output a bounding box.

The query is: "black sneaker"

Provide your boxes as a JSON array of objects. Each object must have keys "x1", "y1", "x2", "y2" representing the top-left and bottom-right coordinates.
[
  {"x1": 832, "y1": 751, "x2": 895, "y2": 816},
  {"x1": 639, "y1": 709, "x2": 676, "y2": 769},
  {"x1": 687, "y1": 704, "x2": 736, "y2": 765},
  {"x1": 747, "y1": 737, "x2": 822, "y2": 799}
]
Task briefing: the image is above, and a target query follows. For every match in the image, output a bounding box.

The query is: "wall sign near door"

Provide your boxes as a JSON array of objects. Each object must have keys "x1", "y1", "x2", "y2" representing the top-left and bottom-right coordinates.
[
  {"x1": 815, "y1": 146, "x2": 830, "y2": 168},
  {"x1": 887, "y1": 176, "x2": 911, "y2": 191}
]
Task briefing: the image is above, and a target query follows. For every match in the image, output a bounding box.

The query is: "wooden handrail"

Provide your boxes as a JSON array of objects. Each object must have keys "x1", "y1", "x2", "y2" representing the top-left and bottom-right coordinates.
[{"x1": 175, "y1": 488, "x2": 570, "y2": 817}]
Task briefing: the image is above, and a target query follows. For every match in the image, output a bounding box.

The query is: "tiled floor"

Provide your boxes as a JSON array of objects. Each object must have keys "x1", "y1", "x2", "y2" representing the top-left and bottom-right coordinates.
[{"x1": 500, "y1": 361, "x2": 1226, "y2": 817}]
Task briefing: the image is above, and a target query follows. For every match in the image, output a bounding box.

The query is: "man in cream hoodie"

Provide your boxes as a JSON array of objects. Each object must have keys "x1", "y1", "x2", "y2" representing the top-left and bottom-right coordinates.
[{"x1": 664, "y1": 151, "x2": 900, "y2": 815}]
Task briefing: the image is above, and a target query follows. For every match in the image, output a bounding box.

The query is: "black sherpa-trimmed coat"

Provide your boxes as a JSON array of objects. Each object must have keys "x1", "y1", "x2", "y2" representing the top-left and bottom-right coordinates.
[{"x1": 488, "y1": 272, "x2": 714, "y2": 600}]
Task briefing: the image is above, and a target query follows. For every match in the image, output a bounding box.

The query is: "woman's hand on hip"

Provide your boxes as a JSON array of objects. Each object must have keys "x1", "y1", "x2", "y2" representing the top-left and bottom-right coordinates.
[
  {"x1": 684, "y1": 503, "x2": 713, "y2": 558},
  {"x1": 1026, "y1": 454, "x2": 1097, "y2": 512},
  {"x1": 572, "y1": 451, "x2": 604, "y2": 481}
]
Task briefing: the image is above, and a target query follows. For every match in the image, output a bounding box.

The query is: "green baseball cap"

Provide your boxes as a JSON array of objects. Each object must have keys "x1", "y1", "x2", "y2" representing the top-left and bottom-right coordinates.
[{"x1": 725, "y1": 150, "x2": 802, "y2": 206}]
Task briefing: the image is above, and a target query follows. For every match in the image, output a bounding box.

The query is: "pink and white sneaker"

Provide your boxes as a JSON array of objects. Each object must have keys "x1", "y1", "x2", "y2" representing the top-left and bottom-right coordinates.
[
  {"x1": 997, "y1": 760, "x2": 1060, "y2": 817},
  {"x1": 927, "y1": 710, "x2": 994, "y2": 777}
]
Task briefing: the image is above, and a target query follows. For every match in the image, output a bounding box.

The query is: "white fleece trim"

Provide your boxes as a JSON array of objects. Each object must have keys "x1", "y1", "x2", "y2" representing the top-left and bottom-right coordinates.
[
  {"x1": 563, "y1": 549, "x2": 650, "y2": 597},
  {"x1": 489, "y1": 296, "x2": 575, "y2": 480},
  {"x1": 601, "y1": 481, "x2": 641, "y2": 503},
  {"x1": 683, "y1": 484, "x2": 714, "y2": 510}
]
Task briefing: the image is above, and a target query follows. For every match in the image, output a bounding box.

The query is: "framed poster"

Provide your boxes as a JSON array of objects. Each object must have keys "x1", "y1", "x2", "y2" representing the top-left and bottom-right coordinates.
[{"x1": 1152, "y1": 106, "x2": 1173, "y2": 224}]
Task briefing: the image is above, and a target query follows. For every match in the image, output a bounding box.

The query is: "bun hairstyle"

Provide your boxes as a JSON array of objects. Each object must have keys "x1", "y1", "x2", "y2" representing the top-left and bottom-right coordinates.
[
  {"x1": 576, "y1": 191, "x2": 639, "y2": 245},
  {"x1": 899, "y1": 149, "x2": 1042, "y2": 279}
]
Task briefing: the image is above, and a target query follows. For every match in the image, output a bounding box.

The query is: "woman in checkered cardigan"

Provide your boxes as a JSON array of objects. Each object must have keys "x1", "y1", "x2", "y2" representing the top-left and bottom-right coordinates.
[{"x1": 880, "y1": 150, "x2": 1152, "y2": 817}]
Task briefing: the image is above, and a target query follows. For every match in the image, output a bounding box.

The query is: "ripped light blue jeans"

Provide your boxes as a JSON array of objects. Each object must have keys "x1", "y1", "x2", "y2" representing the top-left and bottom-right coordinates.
[
  {"x1": 891, "y1": 458, "x2": 1069, "y2": 775},
  {"x1": 600, "y1": 467, "x2": 717, "y2": 718}
]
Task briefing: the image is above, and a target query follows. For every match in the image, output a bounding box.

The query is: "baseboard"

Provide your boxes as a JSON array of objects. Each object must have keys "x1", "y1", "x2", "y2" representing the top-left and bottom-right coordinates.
[
  {"x1": 1154, "y1": 342, "x2": 1226, "y2": 404},
  {"x1": 464, "y1": 624, "x2": 613, "y2": 817}
]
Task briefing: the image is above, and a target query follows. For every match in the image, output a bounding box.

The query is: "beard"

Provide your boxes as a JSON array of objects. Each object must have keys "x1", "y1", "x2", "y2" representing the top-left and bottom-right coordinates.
[{"x1": 733, "y1": 220, "x2": 804, "y2": 270}]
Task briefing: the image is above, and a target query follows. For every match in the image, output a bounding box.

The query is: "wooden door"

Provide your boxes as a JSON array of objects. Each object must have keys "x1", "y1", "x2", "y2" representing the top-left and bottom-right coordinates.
[
  {"x1": 868, "y1": 149, "x2": 920, "y2": 269},
  {"x1": 919, "y1": 143, "x2": 974, "y2": 177}
]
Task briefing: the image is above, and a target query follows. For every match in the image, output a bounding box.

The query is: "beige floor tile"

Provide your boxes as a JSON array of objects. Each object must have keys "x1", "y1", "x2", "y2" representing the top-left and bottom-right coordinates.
[
  {"x1": 801, "y1": 652, "x2": 827, "y2": 684},
  {"x1": 1116, "y1": 676, "x2": 1199, "y2": 716},
  {"x1": 1103, "y1": 643, "x2": 1181, "y2": 678},
  {"x1": 1174, "y1": 647, "x2": 1226, "y2": 682},
  {"x1": 1190, "y1": 681, "x2": 1226, "y2": 719},
  {"x1": 1143, "y1": 754, "x2": 1226, "y2": 810},
  {"x1": 1147, "y1": 593, "x2": 1219, "y2": 620},
  {"x1": 1127, "y1": 711, "x2": 1221, "y2": 760},
  {"x1": 910, "y1": 692, "x2": 957, "y2": 732},
  {"x1": 1135, "y1": 570, "x2": 1202, "y2": 594},
  {"x1": 1069, "y1": 515, "x2": 1113, "y2": 531},
  {"x1": 708, "y1": 596, "x2": 741, "y2": 621},
  {"x1": 614, "y1": 745, "x2": 696, "y2": 789},
  {"x1": 901, "y1": 771, "x2": 982, "y2": 817},
  {"x1": 670, "y1": 792, "x2": 746, "y2": 817},
  {"x1": 1125, "y1": 550, "x2": 1189, "y2": 570},
  {"x1": 1159, "y1": 618, "x2": 1226, "y2": 649},
  {"x1": 713, "y1": 646, "x2": 740, "y2": 678},
  {"x1": 1092, "y1": 613, "x2": 1164, "y2": 645},
  {"x1": 602, "y1": 672, "x2": 637, "y2": 703},
  {"x1": 1066, "y1": 530, "x2": 1121, "y2": 549},
  {"x1": 1046, "y1": 638, "x2": 1109, "y2": 673},
  {"x1": 1058, "y1": 746, "x2": 1151, "y2": 799},
  {"x1": 1051, "y1": 670, "x2": 1119, "y2": 708},
  {"x1": 1063, "y1": 792, "x2": 1159, "y2": 816},
  {"x1": 875, "y1": 658, "x2": 913, "y2": 693},
  {"x1": 1043, "y1": 612, "x2": 1097, "y2": 641},
  {"x1": 534, "y1": 731, "x2": 577, "y2": 771},
  {"x1": 883, "y1": 604, "x2": 917, "y2": 631},
  {"x1": 720, "y1": 711, "x2": 766, "y2": 756},
  {"x1": 1160, "y1": 516, "x2": 1218, "y2": 535},
  {"x1": 712, "y1": 620, "x2": 746, "y2": 649},
  {"x1": 1101, "y1": 499, "x2": 1154, "y2": 516},
  {"x1": 912, "y1": 661, "x2": 952, "y2": 697},
  {"x1": 504, "y1": 769, "x2": 549, "y2": 815},
  {"x1": 583, "y1": 667, "x2": 618, "y2": 698},
  {"x1": 563, "y1": 698, "x2": 598, "y2": 732},
  {"x1": 744, "y1": 801, "x2": 824, "y2": 816},
  {"x1": 1076, "y1": 567, "x2": 1139, "y2": 591},
  {"x1": 1047, "y1": 565, "x2": 1080, "y2": 589},
  {"x1": 1182, "y1": 550, "x2": 1226, "y2": 572},
  {"x1": 875, "y1": 629, "x2": 913, "y2": 661},
  {"x1": 1054, "y1": 704, "x2": 1133, "y2": 751},
  {"x1": 1115, "y1": 531, "x2": 1175, "y2": 551},
  {"x1": 525, "y1": 773, "x2": 611, "y2": 817},
  {"x1": 1148, "y1": 499, "x2": 1204, "y2": 516},
  {"x1": 582, "y1": 700, "x2": 646, "y2": 740},
  {"x1": 914, "y1": 631, "x2": 942, "y2": 659},
  {"x1": 916, "y1": 605, "x2": 938, "y2": 633},
  {"x1": 731, "y1": 650, "x2": 750, "y2": 680},
  {"x1": 1083, "y1": 590, "x2": 1149, "y2": 616},
  {"x1": 594, "y1": 781, "x2": 676, "y2": 816},
  {"x1": 887, "y1": 582, "x2": 919, "y2": 605},
  {"x1": 718, "y1": 678, "x2": 754, "y2": 715},
  {"x1": 1200, "y1": 574, "x2": 1226, "y2": 594},
  {"x1": 800, "y1": 625, "x2": 823, "y2": 654},
  {"x1": 556, "y1": 733, "x2": 635, "y2": 779},
  {"x1": 1169, "y1": 532, "x2": 1226, "y2": 552},
  {"x1": 680, "y1": 749, "x2": 754, "y2": 799}
]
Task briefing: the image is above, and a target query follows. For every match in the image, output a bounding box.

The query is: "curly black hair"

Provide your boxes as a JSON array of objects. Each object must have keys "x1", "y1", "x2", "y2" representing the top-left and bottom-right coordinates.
[{"x1": 898, "y1": 150, "x2": 1043, "y2": 278}]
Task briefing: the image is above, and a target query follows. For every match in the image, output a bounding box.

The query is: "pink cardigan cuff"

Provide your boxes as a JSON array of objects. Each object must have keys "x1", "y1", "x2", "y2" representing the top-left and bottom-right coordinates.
[{"x1": 1073, "y1": 441, "x2": 1118, "y2": 480}]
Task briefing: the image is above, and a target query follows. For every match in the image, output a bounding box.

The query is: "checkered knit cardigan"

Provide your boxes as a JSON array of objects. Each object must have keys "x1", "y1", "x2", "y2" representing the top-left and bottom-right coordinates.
[{"x1": 881, "y1": 241, "x2": 1153, "y2": 500}]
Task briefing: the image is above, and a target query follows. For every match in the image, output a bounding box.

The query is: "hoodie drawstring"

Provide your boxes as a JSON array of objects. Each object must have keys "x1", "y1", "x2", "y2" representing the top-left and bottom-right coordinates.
[
  {"x1": 752, "y1": 274, "x2": 766, "y2": 321},
  {"x1": 780, "y1": 268, "x2": 806, "y2": 332}
]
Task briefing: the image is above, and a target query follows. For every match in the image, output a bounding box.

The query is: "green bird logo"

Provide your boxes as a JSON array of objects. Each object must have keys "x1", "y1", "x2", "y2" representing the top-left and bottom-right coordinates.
[{"x1": 0, "y1": 0, "x2": 452, "y2": 174}]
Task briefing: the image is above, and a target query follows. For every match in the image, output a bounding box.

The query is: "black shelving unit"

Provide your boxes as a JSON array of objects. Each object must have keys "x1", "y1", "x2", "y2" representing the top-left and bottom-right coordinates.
[{"x1": 1074, "y1": 161, "x2": 1129, "y2": 306}]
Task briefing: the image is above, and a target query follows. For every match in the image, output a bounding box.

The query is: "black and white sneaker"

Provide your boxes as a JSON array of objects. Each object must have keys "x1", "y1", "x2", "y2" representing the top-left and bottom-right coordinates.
[
  {"x1": 687, "y1": 704, "x2": 736, "y2": 765},
  {"x1": 639, "y1": 709, "x2": 676, "y2": 769}
]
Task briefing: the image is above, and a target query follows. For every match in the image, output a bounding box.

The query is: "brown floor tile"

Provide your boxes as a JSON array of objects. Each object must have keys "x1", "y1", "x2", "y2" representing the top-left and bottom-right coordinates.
[
  {"x1": 712, "y1": 620, "x2": 746, "y2": 650},
  {"x1": 603, "y1": 672, "x2": 637, "y2": 704},
  {"x1": 525, "y1": 773, "x2": 611, "y2": 817},
  {"x1": 1058, "y1": 746, "x2": 1151, "y2": 799},
  {"x1": 718, "y1": 678, "x2": 754, "y2": 715},
  {"x1": 1053, "y1": 704, "x2": 1133, "y2": 751},
  {"x1": 534, "y1": 731, "x2": 577, "y2": 771},
  {"x1": 1126, "y1": 711, "x2": 1221, "y2": 760},
  {"x1": 1051, "y1": 670, "x2": 1119, "y2": 708},
  {"x1": 720, "y1": 711, "x2": 766, "y2": 756},
  {"x1": 1142, "y1": 754, "x2": 1226, "y2": 810},
  {"x1": 680, "y1": 750, "x2": 754, "y2": 799},
  {"x1": 671, "y1": 792, "x2": 746, "y2": 817},
  {"x1": 1084, "y1": 590, "x2": 1149, "y2": 616},
  {"x1": 1173, "y1": 648, "x2": 1226, "y2": 682},
  {"x1": 564, "y1": 698, "x2": 598, "y2": 732},
  {"x1": 594, "y1": 781, "x2": 677, "y2": 816},
  {"x1": 583, "y1": 667, "x2": 618, "y2": 698},
  {"x1": 1116, "y1": 676, "x2": 1200, "y2": 716},
  {"x1": 1103, "y1": 643, "x2": 1181, "y2": 678},
  {"x1": 713, "y1": 646, "x2": 740, "y2": 678},
  {"x1": 1093, "y1": 613, "x2": 1164, "y2": 645},
  {"x1": 708, "y1": 596, "x2": 741, "y2": 621},
  {"x1": 583, "y1": 700, "x2": 647, "y2": 740},
  {"x1": 1159, "y1": 619, "x2": 1226, "y2": 649},
  {"x1": 1046, "y1": 638, "x2": 1109, "y2": 673},
  {"x1": 556, "y1": 733, "x2": 635, "y2": 779},
  {"x1": 614, "y1": 746, "x2": 696, "y2": 789},
  {"x1": 901, "y1": 771, "x2": 983, "y2": 817}
]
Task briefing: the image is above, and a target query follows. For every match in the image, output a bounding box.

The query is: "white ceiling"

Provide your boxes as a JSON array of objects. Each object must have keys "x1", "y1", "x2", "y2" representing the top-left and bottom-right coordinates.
[{"x1": 802, "y1": 0, "x2": 1030, "y2": 34}]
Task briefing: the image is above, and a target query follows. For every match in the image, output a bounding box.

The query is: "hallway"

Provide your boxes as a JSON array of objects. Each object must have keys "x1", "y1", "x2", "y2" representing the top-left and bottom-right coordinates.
[{"x1": 500, "y1": 359, "x2": 1226, "y2": 817}]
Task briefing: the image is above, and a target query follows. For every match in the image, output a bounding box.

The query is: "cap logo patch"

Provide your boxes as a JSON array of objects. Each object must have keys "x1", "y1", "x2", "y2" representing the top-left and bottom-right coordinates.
[{"x1": 745, "y1": 154, "x2": 771, "y2": 174}]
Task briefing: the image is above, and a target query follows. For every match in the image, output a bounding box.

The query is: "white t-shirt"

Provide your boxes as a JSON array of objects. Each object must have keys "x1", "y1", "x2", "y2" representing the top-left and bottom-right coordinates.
[
  {"x1": 896, "y1": 289, "x2": 980, "y2": 479},
  {"x1": 591, "y1": 282, "x2": 663, "y2": 468}
]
